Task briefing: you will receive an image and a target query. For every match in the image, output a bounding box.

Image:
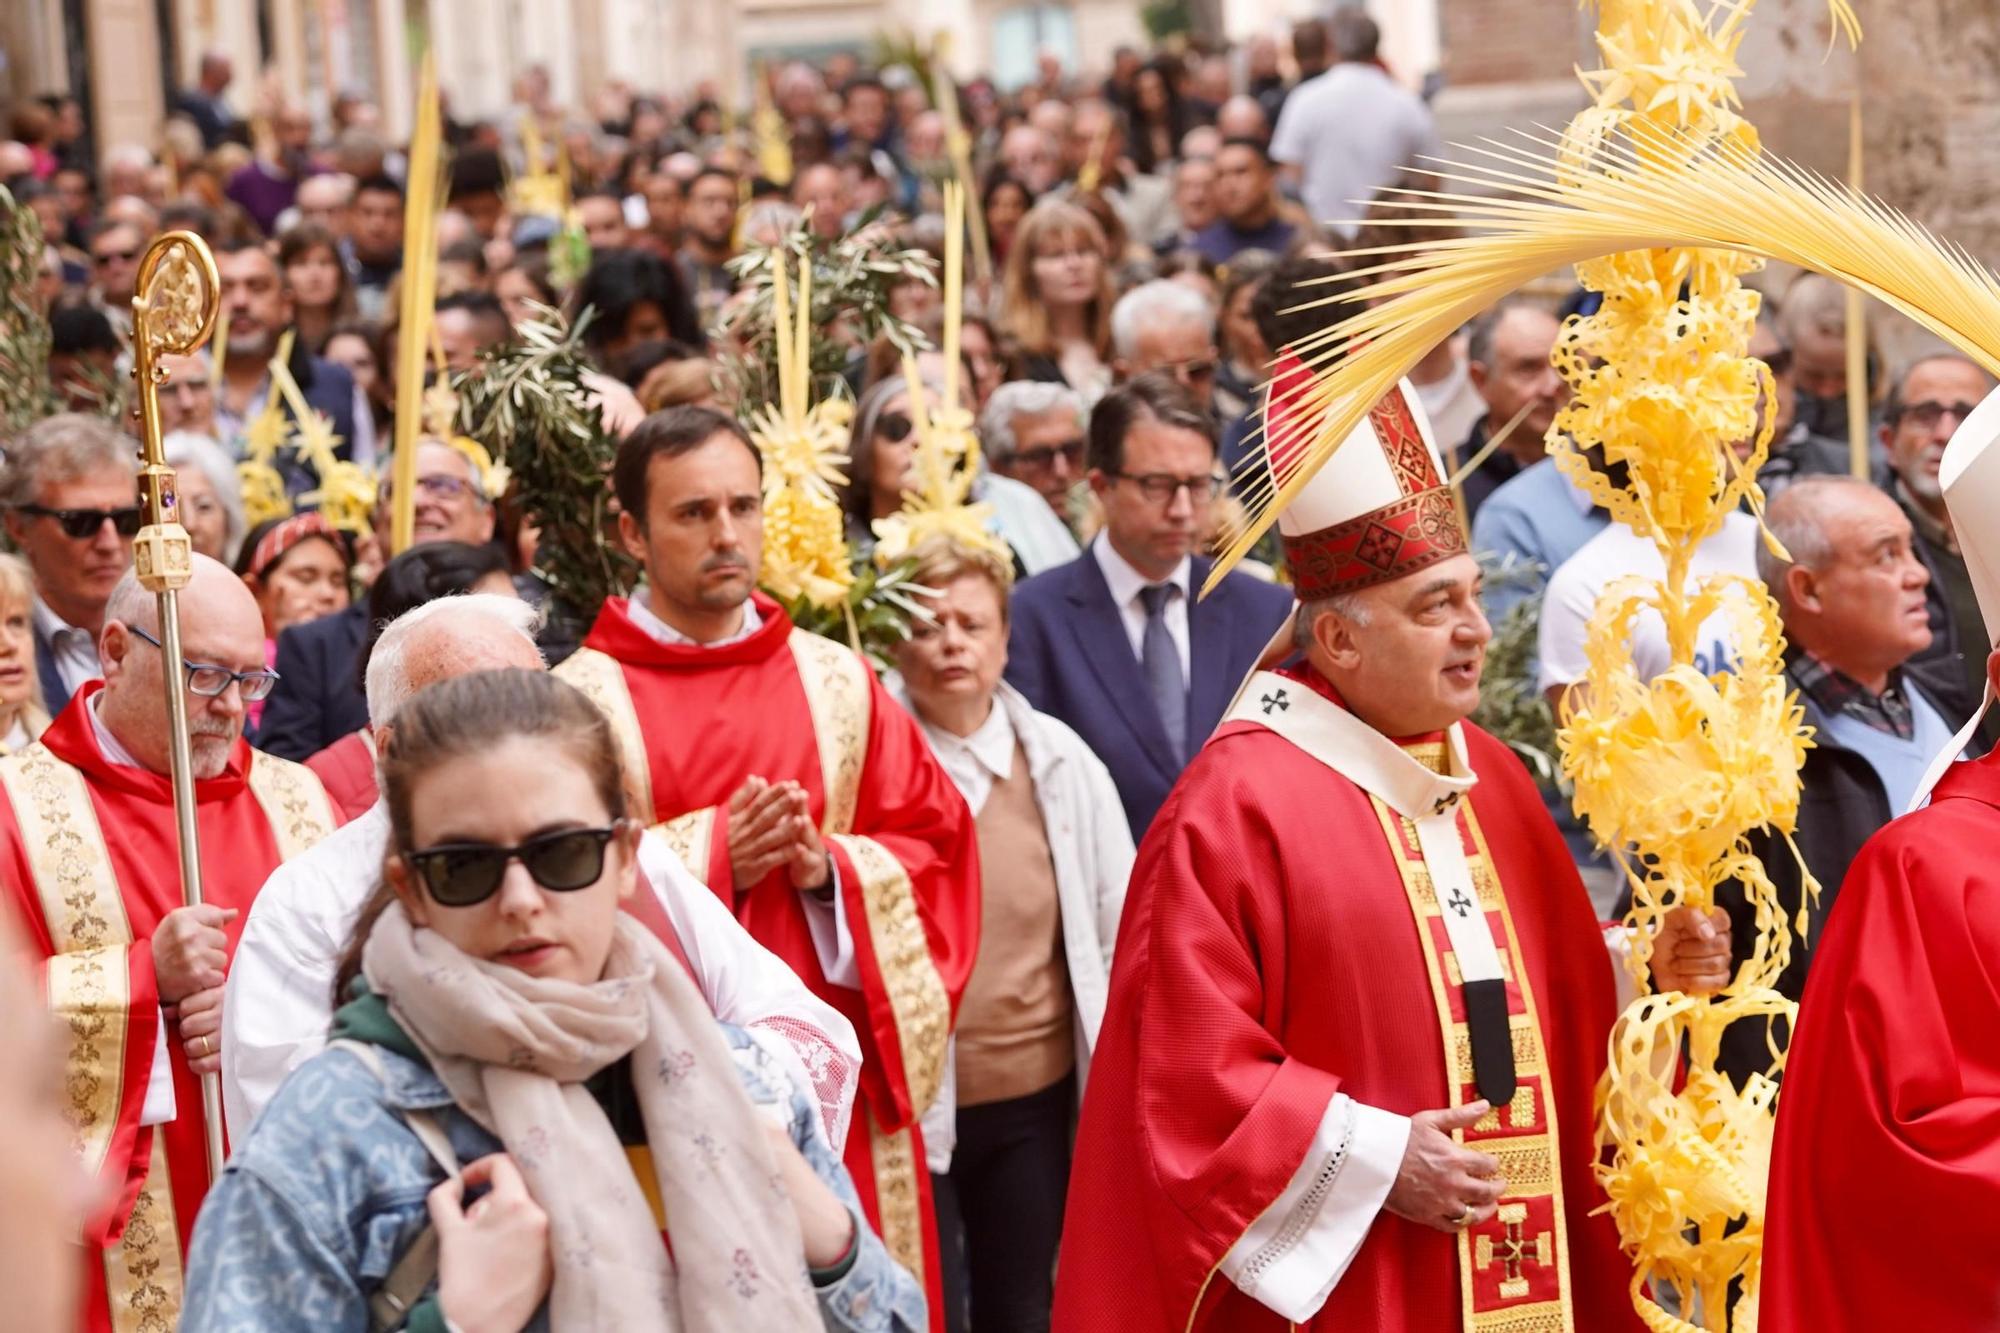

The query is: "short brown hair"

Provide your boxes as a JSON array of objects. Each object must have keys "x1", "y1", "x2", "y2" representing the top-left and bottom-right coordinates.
[
  {"x1": 1088, "y1": 373, "x2": 1218, "y2": 476},
  {"x1": 611, "y1": 405, "x2": 761, "y2": 527}
]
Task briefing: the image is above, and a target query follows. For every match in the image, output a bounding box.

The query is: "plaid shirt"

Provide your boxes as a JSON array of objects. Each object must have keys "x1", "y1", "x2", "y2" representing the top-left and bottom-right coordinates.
[{"x1": 1786, "y1": 649, "x2": 1916, "y2": 741}]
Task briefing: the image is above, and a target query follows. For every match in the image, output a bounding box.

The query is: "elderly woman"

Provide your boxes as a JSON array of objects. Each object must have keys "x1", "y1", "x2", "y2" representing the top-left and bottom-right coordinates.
[
  {"x1": 845, "y1": 373, "x2": 1078, "y2": 578},
  {"x1": 165, "y1": 429, "x2": 248, "y2": 565},
  {"x1": 0, "y1": 554, "x2": 50, "y2": 754},
  {"x1": 182, "y1": 669, "x2": 923, "y2": 1332},
  {"x1": 889, "y1": 536, "x2": 1131, "y2": 1333}
]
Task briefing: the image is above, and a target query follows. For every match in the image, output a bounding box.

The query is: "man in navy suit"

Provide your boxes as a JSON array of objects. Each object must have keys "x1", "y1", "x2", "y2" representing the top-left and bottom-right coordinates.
[
  {"x1": 1, "y1": 415, "x2": 140, "y2": 715},
  {"x1": 1007, "y1": 374, "x2": 1293, "y2": 839}
]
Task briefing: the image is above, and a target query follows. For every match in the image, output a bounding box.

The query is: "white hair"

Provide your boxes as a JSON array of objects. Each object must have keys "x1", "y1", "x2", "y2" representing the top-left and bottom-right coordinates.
[
  {"x1": 164, "y1": 430, "x2": 248, "y2": 565},
  {"x1": 364, "y1": 594, "x2": 544, "y2": 725},
  {"x1": 1112, "y1": 280, "x2": 1216, "y2": 360},
  {"x1": 1293, "y1": 592, "x2": 1371, "y2": 651},
  {"x1": 979, "y1": 381, "x2": 1086, "y2": 461}
]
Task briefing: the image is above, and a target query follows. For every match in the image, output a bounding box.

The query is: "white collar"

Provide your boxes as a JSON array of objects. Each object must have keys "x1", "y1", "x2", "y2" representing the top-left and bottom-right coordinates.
[
  {"x1": 924, "y1": 697, "x2": 1017, "y2": 784},
  {"x1": 87, "y1": 694, "x2": 146, "y2": 771},
  {"x1": 627, "y1": 590, "x2": 762, "y2": 649},
  {"x1": 1222, "y1": 671, "x2": 1476, "y2": 820},
  {"x1": 32, "y1": 596, "x2": 87, "y2": 641},
  {"x1": 1092, "y1": 534, "x2": 1191, "y2": 609}
]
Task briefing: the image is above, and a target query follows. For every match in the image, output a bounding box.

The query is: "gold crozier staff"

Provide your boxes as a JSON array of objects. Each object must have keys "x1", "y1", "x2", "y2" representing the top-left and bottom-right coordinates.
[{"x1": 128, "y1": 230, "x2": 226, "y2": 1178}]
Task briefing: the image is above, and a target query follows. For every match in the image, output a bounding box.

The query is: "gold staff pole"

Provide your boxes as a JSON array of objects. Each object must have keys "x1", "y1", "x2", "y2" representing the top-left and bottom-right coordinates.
[{"x1": 129, "y1": 231, "x2": 225, "y2": 1179}]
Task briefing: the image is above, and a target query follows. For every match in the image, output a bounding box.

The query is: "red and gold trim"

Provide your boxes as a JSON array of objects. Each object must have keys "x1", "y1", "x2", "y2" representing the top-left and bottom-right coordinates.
[
  {"x1": 1370, "y1": 761, "x2": 1575, "y2": 1333},
  {"x1": 1282, "y1": 385, "x2": 1468, "y2": 599}
]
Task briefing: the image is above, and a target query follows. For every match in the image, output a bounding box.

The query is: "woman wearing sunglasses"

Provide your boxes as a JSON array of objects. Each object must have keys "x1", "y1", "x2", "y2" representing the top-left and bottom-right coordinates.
[{"x1": 182, "y1": 669, "x2": 922, "y2": 1333}]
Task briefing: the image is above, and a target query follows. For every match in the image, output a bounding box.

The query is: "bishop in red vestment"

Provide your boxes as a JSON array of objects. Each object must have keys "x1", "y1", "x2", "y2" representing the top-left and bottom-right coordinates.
[
  {"x1": 0, "y1": 560, "x2": 340, "y2": 1333},
  {"x1": 555, "y1": 407, "x2": 980, "y2": 1323},
  {"x1": 1054, "y1": 384, "x2": 1660, "y2": 1332}
]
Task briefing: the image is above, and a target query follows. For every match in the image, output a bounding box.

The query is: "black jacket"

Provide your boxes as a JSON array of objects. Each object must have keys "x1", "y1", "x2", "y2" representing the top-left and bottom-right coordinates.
[
  {"x1": 1717, "y1": 683, "x2": 1967, "y2": 1086},
  {"x1": 255, "y1": 603, "x2": 369, "y2": 761}
]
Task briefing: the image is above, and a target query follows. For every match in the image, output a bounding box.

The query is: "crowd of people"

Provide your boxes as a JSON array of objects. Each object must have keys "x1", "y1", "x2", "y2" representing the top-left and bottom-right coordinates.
[{"x1": 3, "y1": 6, "x2": 1999, "y2": 1332}]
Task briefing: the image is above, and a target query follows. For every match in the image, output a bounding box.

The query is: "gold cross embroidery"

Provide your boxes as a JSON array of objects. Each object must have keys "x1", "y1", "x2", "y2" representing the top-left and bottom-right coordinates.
[{"x1": 1475, "y1": 1203, "x2": 1553, "y2": 1300}]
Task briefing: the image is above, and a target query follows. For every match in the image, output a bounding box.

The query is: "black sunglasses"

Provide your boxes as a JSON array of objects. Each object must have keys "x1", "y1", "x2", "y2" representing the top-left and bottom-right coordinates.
[
  {"x1": 876, "y1": 411, "x2": 915, "y2": 444},
  {"x1": 17, "y1": 504, "x2": 142, "y2": 539},
  {"x1": 404, "y1": 825, "x2": 624, "y2": 908}
]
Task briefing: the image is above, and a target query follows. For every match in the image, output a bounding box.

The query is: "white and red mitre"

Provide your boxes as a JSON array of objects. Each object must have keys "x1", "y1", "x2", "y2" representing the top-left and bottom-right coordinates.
[{"x1": 1274, "y1": 378, "x2": 1468, "y2": 599}]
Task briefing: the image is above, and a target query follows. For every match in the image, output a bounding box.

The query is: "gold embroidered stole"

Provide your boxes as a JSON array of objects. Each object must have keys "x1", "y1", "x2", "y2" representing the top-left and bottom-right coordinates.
[
  {"x1": 245, "y1": 751, "x2": 338, "y2": 858},
  {"x1": 0, "y1": 744, "x2": 186, "y2": 1332},
  {"x1": 1371, "y1": 742, "x2": 1575, "y2": 1333},
  {"x1": 787, "y1": 629, "x2": 946, "y2": 1287}
]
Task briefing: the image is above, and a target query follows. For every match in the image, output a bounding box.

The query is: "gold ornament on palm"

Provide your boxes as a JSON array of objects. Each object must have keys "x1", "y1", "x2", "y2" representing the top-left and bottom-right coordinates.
[{"x1": 749, "y1": 247, "x2": 856, "y2": 610}]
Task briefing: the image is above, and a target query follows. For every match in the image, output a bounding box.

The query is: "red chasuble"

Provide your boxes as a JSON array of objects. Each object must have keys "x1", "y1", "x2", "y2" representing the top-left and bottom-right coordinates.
[
  {"x1": 1761, "y1": 750, "x2": 2000, "y2": 1329},
  {"x1": 556, "y1": 593, "x2": 980, "y2": 1322},
  {"x1": 1053, "y1": 668, "x2": 1637, "y2": 1333},
  {"x1": 0, "y1": 684, "x2": 340, "y2": 1333}
]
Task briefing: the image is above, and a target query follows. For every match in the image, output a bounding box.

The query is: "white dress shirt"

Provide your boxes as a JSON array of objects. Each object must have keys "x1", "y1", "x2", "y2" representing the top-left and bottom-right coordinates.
[
  {"x1": 626, "y1": 588, "x2": 764, "y2": 648},
  {"x1": 912, "y1": 697, "x2": 1016, "y2": 818},
  {"x1": 221, "y1": 802, "x2": 865, "y2": 1152},
  {"x1": 34, "y1": 596, "x2": 101, "y2": 699},
  {"x1": 1091, "y1": 534, "x2": 1192, "y2": 680}
]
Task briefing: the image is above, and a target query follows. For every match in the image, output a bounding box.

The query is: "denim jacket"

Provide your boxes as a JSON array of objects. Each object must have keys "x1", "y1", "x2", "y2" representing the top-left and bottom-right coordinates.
[{"x1": 181, "y1": 994, "x2": 926, "y2": 1332}]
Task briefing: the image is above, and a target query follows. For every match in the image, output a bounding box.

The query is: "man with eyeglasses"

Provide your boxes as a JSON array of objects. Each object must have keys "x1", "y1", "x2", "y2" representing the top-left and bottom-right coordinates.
[
  {"x1": 1006, "y1": 374, "x2": 1294, "y2": 840},
  {"x1": 1882, "y1": 353, "x2": 2000, "y2": 737},
  {"x1": 256, "y1": 439, "x2": 499, "y2": 762},
  {"x1": 0, "y1": 556, "x2": 341, "y2": 1332},
  {"x1": 155, "y1": 350, "x2": 219, "y2": 437},
  {"x1": 0, "y1": 414, "x2": 144, "y2": 713},
  {"x1": 1110, "y1": 280, "x2": 1222, "y2": 419}
]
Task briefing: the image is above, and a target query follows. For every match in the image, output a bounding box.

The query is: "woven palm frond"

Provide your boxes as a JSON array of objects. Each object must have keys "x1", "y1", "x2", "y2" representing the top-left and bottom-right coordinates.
[{"x1": 1208, "y1": 119, "x2": 2000, "y2": 590}]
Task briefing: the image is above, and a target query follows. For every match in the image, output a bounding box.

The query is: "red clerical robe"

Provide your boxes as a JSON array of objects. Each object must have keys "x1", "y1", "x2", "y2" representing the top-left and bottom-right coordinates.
[
  {"x1": 1054, "y1": 667, "x2": 1638, "y2": 1332},
  {"x1": 1761, "y1": 750, "x2": 2000, "y2": 1328},
  {"x1": 556, "y1": 593, "x2": 980, "y2": 1322},
  {"x1": 0, "y1": 684, "x2": 340, "y2": 1333}
]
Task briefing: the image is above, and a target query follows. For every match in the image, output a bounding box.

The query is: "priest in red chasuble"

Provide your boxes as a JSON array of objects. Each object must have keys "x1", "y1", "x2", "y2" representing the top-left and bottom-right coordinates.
[
  {"x1": 1762, "y1": 387, "x2": 2000, "y2": 1330},
  {"x1": 0, "y1": 555, "x2": 340, "y2": 1333},
  {"x1": 554, "y1": 405, "x2": 979, "y2": 1323},
  {"x1": 1053, "y1": 384, "x2": 1726, "y2": 1332}
]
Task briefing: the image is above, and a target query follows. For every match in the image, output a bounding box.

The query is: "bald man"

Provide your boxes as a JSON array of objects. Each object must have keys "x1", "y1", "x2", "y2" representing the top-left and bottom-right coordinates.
[
  {"x1": 0, "y1": 556, "x2": 342, "y2": 1333},
  {"x1": 222, "y1": 595, "x2": 865, "y2": 1156}
]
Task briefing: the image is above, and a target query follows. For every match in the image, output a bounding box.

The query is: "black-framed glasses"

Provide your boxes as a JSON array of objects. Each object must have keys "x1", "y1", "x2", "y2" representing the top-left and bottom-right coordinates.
[
  {"x1": 16, "y1": 504, "x2": 142, "y2": 539},
  {"x1": 127, "y1": 626, "x2": 280, "y2": 700},
  {"x1": 1014, "y1": 439, "x2": 1085, "y2": 470},
  {"x1": 1895, "y1": 400, "x2": 1980, "y2": 430},
  {"x1": 1112, "y1": 472, "x2": 1222, "y2": 504},
  {"x1": 1759, "y1": 348, "x2": 1793, "y2": 378},
  {"x1": 404, "y1": 825, "x2": 625, "y2": 907}
]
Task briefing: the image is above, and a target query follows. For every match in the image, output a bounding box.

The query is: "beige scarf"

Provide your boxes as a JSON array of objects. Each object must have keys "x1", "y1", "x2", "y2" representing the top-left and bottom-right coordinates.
[{"x1": 364, "y1": 906, "x2": 823, "y2": 1332}]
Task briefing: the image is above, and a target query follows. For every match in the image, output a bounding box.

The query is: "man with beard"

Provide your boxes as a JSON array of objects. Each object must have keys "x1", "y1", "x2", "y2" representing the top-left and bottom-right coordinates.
[
  {"x1": 677, "y1": 167, "x2": 740, "y2": 323},
  {"x1": 554, "y1": 406, "x2": 980, "y2": 1330},
  {"x1": 1456, "y1": 300, "x2": 1571, "y2": 521},
  {"x1": 0, "y1": 557, "x2": 340, "y2": 1332},
  {"x1": 1053, "y1": 382, "x2": 1719, "y2": 1333},
  {"x1": 210, "y1": 238, "x2": 375, "y2": 486}
]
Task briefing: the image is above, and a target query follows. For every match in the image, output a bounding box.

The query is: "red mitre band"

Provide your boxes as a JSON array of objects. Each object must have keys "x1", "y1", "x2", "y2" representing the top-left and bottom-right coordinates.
[{"x1": 1279, "y1": 388, "x2": 1468, "y2": 599}]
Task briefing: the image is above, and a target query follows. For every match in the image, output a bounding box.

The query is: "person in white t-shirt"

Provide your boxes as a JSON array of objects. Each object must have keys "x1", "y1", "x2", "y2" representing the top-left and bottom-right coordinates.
[
  {"x1": 1538, "y1": 508, "x2": 1762, "y2": 702},
  {"x1": 1269, "y1": 13, "x2": 1439, "y2": 238}
]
